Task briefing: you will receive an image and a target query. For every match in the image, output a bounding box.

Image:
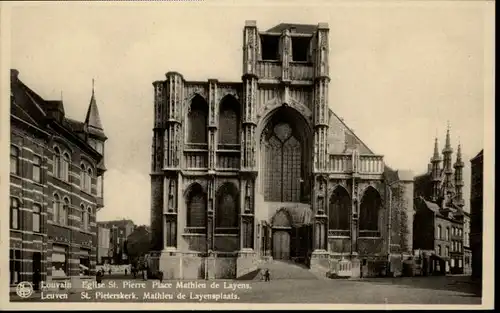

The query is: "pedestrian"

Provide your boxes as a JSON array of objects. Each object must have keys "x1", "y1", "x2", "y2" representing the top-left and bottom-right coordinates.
[
  {"x1": 33, "y1": 269, "x2": 41, "y2": 291},
  {"x1": 108, "y1": 269, "x2": 112, "y2": 276},
  {"x1": 125, "y1": 268, "x2": 127, "y2": 276},
  {"x1": 158, "y1": 271, "x2": 164, "y2": 283},
  {"x1": 264, "y1": 269, "x2": 270, "y2": 282}
]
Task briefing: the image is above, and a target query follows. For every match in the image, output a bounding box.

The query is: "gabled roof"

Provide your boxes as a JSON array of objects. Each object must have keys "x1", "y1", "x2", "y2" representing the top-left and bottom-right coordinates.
[
  {"x1": 266, "y1": 23, "x2": 318, "y2": 34},
  {"x1": 471, "y1": 149, "x2": 483, "y2": 162}
]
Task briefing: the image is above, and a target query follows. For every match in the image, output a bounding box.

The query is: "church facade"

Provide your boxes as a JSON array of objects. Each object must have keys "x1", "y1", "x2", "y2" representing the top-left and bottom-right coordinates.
[{"x1": 150, "y1": 21, "x2": 415, "y2": 279}]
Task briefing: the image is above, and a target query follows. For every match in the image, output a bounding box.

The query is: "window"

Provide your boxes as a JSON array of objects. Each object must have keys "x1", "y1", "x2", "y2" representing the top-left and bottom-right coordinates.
[
  {"x1": 10, "y1": 249, "x2": 22, "y2": 284},
  {"x1": 53, "y1": 194, "x2": 60, "y2": 223},
  {"x1": 186, "y1": 183, "x2": 206, "y2": 231},
  {"x1": 61, "y1": 198, "x2": 70, "y2": 226},
  {"x1": 263, "y1": 122, "x2": 302, "y2": 202},
  {"x1": 80, "y1": 204, "x2": 87, "y2": 231},
  {"x1": 215, "y1": 183, "x2": 239, "y2": 229},
  {"x1": 10, "y1": 198, "x2": 20, "y2": 230},
  {"x1": 87, "y1": 207, "x2": 92, "y2": 230},
  {"x1": 445, "y1": 246, "x2": 450, "y2": 257},
  {"x1": 291, "y1": 37, "x2": 311, "y2": 62},
  {"x1": 10, "y1": 145, "x2": 20, "y2": 175},
  {"x1": 260, "y1": 35, "x2": 280, "y2": 61},
  {"x1": 360, "y1": 187, "x2": 382, "y2": 233},
  {"x1": 187, "y1": 95, "x2": 208, "y2": 144},
  {"x1": 437, "y1": 225, "x2": 442, "y2": 240},
  {"x1": 87, "y1": 168, "x2": 93, "y2": 194},
  {"x1": 446, "y1": 227, "x2": 450, "y2": 241},
  {"x1": 61, "y1": 153, "x2": 70, "y2": 181},
  {"x1": 79, "y1": 249, "x2": 91, "y2": 276},
  {"x1": 96, "y1": 175, "x2": 103, "y2": 198},
  {"x1": 32, "y1": 204, "x2": 41, "y2": 233},
  {"x1": 52, "y1": 245, "x2": 68, "y2": 277},
  {"x1": 329, "y1": 187, "x2": 351, "y2": 232},
  {"x1": 437, "y1": 245, "x2": 441, "y2": 256},
  {"x1": 218, "y1": 96, "x2": 240, "y2": 146},
  {"x1": 33, "y1": 155, "x2": 42, "y2": 183},
  {"x1": 80, "y1": 164, "x2": 86, "y2": 189},
  {"x1": 53, "y1": 147, "x2": 61, "y2": 178}
]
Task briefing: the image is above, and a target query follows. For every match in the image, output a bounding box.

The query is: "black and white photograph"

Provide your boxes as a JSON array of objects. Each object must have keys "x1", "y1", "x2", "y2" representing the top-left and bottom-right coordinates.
[{"x1": 1, "y1": 0, "x2": 494, "y2": 310}]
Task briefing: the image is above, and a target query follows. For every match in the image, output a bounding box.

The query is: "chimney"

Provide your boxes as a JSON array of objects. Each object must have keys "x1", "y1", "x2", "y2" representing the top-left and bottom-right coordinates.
[{"x1": 11, "y1": 69, "x2": 19, "y2": 81}]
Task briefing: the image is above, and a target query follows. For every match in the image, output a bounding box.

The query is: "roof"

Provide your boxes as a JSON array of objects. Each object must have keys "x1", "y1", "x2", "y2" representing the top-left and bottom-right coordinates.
[
  {"x1": 266, "y1": 23, "x2": 318, "y2": 34},
  {"x1": 85, "y1": 92, "x2": 106, "y2": 139},
  {"x1": 471, "y1": 149, "x2": 483, "y2": 162}
]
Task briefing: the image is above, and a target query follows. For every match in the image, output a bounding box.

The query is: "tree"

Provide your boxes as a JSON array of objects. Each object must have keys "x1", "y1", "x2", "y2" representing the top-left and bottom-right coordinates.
[{"x1": 126, "y1": 225, "x2": 151, "y2": 266}]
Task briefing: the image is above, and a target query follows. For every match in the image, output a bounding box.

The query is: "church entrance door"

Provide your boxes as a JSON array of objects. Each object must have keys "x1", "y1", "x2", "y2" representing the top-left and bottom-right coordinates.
[{"x1": 272, "y1": 230, "x2": 291, "y2": 260}]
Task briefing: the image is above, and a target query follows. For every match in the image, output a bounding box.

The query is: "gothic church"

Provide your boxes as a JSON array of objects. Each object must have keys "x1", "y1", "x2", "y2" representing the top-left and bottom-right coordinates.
[{"x1": 150, "y1": 21, "x2": 415, "y2": 279}]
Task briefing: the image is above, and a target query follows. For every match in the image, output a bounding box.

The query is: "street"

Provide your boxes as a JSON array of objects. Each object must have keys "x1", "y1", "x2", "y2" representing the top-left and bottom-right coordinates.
[{"x1": 11, "y1": 275, "x2": 481, "y2": 304}]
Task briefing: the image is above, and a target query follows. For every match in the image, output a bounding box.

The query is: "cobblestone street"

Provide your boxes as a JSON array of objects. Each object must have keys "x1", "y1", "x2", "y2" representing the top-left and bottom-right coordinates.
[{"x1": 11, "y1": 275, "x2": 481, "y2": 305}]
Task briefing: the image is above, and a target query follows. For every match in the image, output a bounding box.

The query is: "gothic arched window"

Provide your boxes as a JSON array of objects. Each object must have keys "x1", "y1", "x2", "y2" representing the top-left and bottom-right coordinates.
[
  {"x1": 359, "y1": 187, "x2": 382, "y2": 235},
  {"x1": 328, "y1": 187, "x2": 351, "y2": 231},
  {"x1": 187, "y1": 95, "x2": 208, "y2": 144},
  {"x1": 218, "y1": 96, "x2": 240, "y2": 146},
  {"x1": 186, "y1": 183, "x2": 206, "y2": 229},
  {"x1": 263, "y1": 123, "x2": 301, "y2": 202},
  {"x1": 215, "y1": 183, "x2": 239, "y2": 229}
]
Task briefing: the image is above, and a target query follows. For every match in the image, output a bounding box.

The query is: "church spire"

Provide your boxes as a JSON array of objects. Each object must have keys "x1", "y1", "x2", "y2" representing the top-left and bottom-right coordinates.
[
  {"x1": 84, "y1": 78, "x2": 106, "y2": 140},
  {"x1": 442, "y1": 122, "x2": 454, "y2": 201},
  {"x1": 430, "y1": 137, "x2": 442, "y2": 201},
  {"x1": 453, "y1": 139, "x2": 464, "y2": 208}
]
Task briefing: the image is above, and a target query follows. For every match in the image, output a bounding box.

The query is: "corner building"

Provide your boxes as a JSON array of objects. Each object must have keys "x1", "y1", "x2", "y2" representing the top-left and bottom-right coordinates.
[
  {"x1": 10, "y1": 70, "x2": 106, "y2": 286},
  {"x1": 150, "y1": 21, "x2": 415, "y2": 279}
]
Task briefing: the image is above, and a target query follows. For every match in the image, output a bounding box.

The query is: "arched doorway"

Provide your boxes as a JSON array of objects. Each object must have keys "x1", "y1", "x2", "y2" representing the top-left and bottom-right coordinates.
[
  {"x1": 271, "y1": 209, "x2": 292, "y2": 260},
  {"x1": 259, "y1": 106, "x2": 312, "y2": 203}
]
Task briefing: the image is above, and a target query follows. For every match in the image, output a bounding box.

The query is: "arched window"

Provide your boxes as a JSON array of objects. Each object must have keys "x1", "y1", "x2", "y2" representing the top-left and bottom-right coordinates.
[
  {"x1": 87, "y1": 207, "x2": 92, "y2": 230},
  {"x1": 61, "y1": 152, "x2": 70, "y2": 182},
  {"x1": 53, "y1": 147, "x2": 61, "y2": 178},
  {"x1": 328, "y1": 187, "x2": 351, "y2": 232},
  {"x1": 10, "y1": 145, "x2": 19, "y2": 175},
  {"x1": 218, "y1": 96, "x2": 240, "y2": 146},
  {"x1": 187, "y1": 95, "x2": 208, "y2": 144},
  {"x1": 80, "y1": 164, "x2": 86, "y2": 189},
  {"x1": 359, "y1": 187, "x2": 382, "y2": 235},
  {"x1": 186, "y1": 184, "x2": 206, "y2": 230},
  {"x1": 215, "y1": 183, "x2": 239, "y2": 229},
  {"x1": 80, "y1": 204, "x2": 86, "y2": 231},
  {"x1": 263, "y1": 122, "x2": 302, "y2": 202},
  {"x1": 62, "y1": 197, "x2": 70, "y2": 226},
  {"x1": 53, "y1": 194, "x2": 60, "y2": 223},
  {"x1": 87, "y1": 168, "x2": 93, "y2": 194},
  {"x1": 10, "y1": 198, "x2": 20, "y2": 229},
  {"x1": 437, "y1": 225, "x2": 442, "y2": 240}
]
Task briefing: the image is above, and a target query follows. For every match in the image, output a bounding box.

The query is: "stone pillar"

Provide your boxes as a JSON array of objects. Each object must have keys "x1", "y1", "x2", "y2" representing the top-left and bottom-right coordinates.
[
  {"x1": 398, "y1": 170, "x2": 415, "y2": 255},
  {"x1": 311, "y1": 23, "x2": 331, "y2": 262}
]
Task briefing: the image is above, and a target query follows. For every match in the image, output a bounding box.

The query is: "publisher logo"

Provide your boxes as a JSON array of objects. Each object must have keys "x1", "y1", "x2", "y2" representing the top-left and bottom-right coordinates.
[{"x1": 16, "y1": 281, "x2": 34, "y2": 298}]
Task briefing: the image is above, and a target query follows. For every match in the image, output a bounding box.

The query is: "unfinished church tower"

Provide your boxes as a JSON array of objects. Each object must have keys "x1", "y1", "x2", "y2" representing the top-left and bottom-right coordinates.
[{"x1": 149, "y1": 21, "x2": 415, "y2": 279}]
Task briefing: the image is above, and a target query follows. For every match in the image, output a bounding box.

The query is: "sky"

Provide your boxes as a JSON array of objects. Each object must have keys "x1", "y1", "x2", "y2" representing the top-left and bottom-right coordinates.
[{"x1": 7, "y1": 1, "x2": 493, "y2": 225}]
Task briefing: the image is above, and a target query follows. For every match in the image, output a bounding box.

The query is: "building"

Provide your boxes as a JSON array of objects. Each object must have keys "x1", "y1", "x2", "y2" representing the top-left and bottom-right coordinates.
[
  {"x1": 96, "y1": 226, "x2": 111, "y2": 264},
  {"x1": 97, "y1": 219, "x2": 135, "y2": 264},
  {"x1": 470, "y1": 150, "x2": 483, "y2": 281},
  {"x1": 149, "y1": 21, "x2": 415, "y2": 280},
  {"x1": 413, "y1": 129, "x2": 466, "y2": 275},
  {"x1": 9, "y1": 70, "x2": 107, "y2": 286},
  {"x1": 463, "y1": 211, "x2": 472, "y2": 275}
]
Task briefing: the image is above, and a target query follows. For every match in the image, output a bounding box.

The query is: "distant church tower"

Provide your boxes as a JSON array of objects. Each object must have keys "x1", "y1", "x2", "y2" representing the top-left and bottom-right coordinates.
[{"x1": 150, "y1": 21, "x2": 415, "y2": 280}]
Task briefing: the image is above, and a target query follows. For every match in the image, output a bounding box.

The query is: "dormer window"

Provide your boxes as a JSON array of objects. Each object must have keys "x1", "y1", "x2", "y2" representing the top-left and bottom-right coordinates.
[
  {"x1": 291, "y1": 36, "x2": 311, "y2": 62},
  {"x1": 260, "y1": 35, "x2": 280, "y2": 61}
]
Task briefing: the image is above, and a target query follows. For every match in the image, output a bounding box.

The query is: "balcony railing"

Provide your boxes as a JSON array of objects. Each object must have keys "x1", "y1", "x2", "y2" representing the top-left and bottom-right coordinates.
[
  {"x1": 184, "y1": 151, "x2": 208, "y2": 169},
  {"x1": 290, "y1": 62, "x2": 314, "y2": 81},
  {"x1": 328, "y1": 154, "x2": 384, "y2": 174},
  {"x1": 216, "y1": 151, "x2": 240, "y2": 170},
  {"x1": 256, "y1": 61, "x2": 281, "y2": 80}
]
